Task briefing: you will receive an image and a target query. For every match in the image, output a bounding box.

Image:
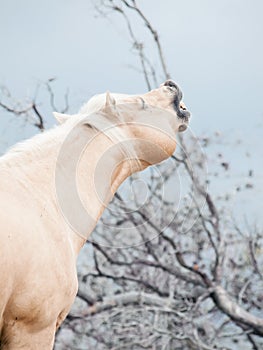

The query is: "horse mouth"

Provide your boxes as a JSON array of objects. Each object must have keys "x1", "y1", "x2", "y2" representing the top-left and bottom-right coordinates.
[
  {"x1": 177, "y1": 106, "x2": 190, "y2": 132},
  {"x1": 179, "y1": 124, "x2": 188, "y2": 132},
  {"x1": 179, "y1": 109, "x2": 190, "y2": 120}
]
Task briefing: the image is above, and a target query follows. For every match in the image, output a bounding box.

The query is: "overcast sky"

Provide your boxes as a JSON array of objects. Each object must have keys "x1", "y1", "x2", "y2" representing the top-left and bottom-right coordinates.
[
  {"x1": 1, "y1": 0, "x2": 263, "y2": 126},
  {"x1": 0, "y1": 0, "x2": 262, "y2": 222}
]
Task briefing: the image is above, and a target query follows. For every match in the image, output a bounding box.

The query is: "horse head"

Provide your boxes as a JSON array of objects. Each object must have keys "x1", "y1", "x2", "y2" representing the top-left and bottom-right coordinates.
[
  {"x1": 100, "y1": 80, "x2": 191, "y2": 168},
  {"x1": 53, "y1": 80, "x2": 191, "y2": 170}
]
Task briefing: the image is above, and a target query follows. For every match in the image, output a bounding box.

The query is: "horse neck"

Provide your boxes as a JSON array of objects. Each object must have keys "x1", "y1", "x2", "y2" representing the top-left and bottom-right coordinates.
[
  {"x1": 53, "y1": 120, "x2": 138, "y2": 250},
  {"x1": 1, "y1": 120, "x2": 138, "y2": 254}
]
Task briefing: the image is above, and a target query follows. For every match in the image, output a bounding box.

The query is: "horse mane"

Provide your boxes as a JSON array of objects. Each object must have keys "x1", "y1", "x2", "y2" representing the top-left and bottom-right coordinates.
[
  {"x1": 0, "y1": 95, "x2": 140, "y2": 168},
  {"x1": 79, "y1": 93, "x2": 131, "y2": 115},
  {"x1": 0, "y1": 126, "x2": 63, "y2": 163}
]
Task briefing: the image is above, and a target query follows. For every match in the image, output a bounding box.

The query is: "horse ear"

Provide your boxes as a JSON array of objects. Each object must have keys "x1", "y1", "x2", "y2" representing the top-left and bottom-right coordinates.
[
  {"x1": 105, "y1": 91, "x2": 116, "y2": 110},
  {"x1": 53, "y1": 112, "x2": 70, "y2": 124}
]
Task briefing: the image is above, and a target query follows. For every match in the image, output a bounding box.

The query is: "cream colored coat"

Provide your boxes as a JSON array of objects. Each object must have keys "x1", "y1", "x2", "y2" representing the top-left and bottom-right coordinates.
[{"x1": 0, "y1": 81, "x2": 190, "y2": 349}]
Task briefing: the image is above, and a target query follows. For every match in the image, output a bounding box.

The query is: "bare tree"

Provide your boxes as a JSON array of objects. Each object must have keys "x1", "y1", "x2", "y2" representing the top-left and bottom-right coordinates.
[
  {"x1": 55, "y1": 133, "x2": 263, "y2": 349},
  {"x1": 1, "y1": 2, "x2": 262, "y2": 349},
  {"x1": 0, "y1": 78, "x2": 69, "y2": 132},
  {"x1": 55, "y1": 1, "x2": 263, "y2": 349}
]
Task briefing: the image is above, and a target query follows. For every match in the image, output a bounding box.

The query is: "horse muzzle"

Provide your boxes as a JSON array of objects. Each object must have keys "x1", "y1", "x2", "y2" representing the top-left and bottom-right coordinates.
[{"x1": 178, "y1": 101, "x2": 190, "y2": 132}]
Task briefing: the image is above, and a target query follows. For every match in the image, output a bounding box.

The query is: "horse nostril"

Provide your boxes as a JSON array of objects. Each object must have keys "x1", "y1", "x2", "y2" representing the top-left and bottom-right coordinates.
[{"x1": 180, "y1": 102, "x2": 187, "y2": 111}]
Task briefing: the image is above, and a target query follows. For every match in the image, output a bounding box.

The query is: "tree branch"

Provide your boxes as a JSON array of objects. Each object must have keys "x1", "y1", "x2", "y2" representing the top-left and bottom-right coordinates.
[
  {"x1": 75, "y1": 291, "x2": 179, "y2": 317},
  {"x1": 120, "y1": 0, "x2": 170, "y2": 79},
  {"x1": 212, "y1": 285, "x2": 263, "y2": 336}
]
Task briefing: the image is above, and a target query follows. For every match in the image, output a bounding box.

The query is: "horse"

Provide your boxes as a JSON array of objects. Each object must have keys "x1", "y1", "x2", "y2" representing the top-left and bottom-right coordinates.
[{"x1": 0, "y1": 80, "x2": 190, "y2": 349}]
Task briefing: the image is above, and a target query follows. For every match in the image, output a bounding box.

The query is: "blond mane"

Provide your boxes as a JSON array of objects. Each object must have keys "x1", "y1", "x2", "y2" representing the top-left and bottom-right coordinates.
[{"x1": 1, "y1": 94, "x2": 139, "y2": 169}]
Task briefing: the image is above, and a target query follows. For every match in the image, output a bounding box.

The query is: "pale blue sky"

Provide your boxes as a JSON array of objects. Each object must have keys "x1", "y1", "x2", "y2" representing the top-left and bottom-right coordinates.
[
  {"x1": 1, "y1": 0, "x2": 262, "y2": 131},
  {"x1": 0, "y1": 0, "x2": 262, "y2": 222}
]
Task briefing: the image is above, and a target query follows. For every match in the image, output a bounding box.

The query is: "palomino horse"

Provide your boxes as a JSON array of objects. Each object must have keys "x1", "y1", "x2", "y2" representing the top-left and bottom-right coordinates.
[{"x1": 0, "y1": 80, "x2": 190, "y2": 349}]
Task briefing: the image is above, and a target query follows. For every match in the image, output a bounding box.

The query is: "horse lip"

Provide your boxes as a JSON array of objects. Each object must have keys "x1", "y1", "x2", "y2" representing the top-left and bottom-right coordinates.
[
  {"x1": 178, "y1": 123, "x2": 188, "y2": 132},
  {"x1": 178, "y1": 110, "x2": 191, "y2": 121},
  {"x1": 182, "y1": 110, "x2": 191, "y2": 119}
]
